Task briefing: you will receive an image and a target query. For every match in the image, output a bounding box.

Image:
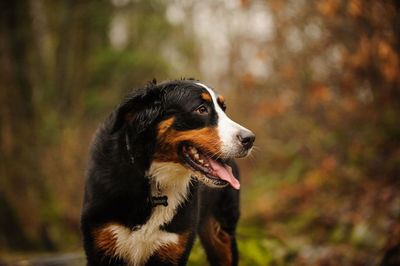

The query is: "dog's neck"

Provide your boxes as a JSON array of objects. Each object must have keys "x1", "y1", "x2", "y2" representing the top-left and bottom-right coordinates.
[
  {"x1": 125, "y1": 126, "x2": 193, "y2": 209},
  {"x1": 149, "y1": 177, "x2": 169, "y2": 207},
  {"x1": 146, "y1": 162, "x2": 193, "y2": 212}
]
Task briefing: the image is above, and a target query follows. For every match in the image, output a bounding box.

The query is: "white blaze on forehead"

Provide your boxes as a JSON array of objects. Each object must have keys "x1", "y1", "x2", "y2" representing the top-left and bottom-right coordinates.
[{"x1": 196, "y1": 82, "x2": 249, "y2": 156}]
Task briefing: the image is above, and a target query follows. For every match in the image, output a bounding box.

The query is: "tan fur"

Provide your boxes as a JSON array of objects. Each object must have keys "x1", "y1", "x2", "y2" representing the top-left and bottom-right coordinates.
[
  {"x1": 155, "y1": 232, "x2": 190, "y2": 264},
  {"x1": 218, "y1": 95, "x2": 225, "y2": 104},
  {"x1": 199, "y1": 217, "x2": 232, "y2": 266},
  {"x1": 202, "y1": 92, "x2": 212, "y2": 102},
  {"x1": 154, "y1": 118, "x2": 222, "y2": 163},
  {"x1": 92, "y1": 224, "x2": 118, "y2": 257}
]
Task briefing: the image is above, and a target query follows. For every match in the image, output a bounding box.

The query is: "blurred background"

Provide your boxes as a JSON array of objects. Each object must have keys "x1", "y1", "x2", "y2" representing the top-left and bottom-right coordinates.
[{"x1": 1, "y1": 0, "x2": 400, "y2": 265}]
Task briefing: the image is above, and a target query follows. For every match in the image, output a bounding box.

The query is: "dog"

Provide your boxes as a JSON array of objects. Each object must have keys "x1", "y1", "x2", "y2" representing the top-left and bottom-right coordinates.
[{"x1": 81, "y1": 79, "x2": 255, "y2": 266}]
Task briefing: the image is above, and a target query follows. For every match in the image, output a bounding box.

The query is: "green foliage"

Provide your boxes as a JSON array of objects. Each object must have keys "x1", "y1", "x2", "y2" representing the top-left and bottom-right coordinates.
[
  {"x1": 187, "y1": 240, "x2": 208, "y2": 266},
  {"x1": 188, "y1": 226, "x2": 294, "y2": 266}
]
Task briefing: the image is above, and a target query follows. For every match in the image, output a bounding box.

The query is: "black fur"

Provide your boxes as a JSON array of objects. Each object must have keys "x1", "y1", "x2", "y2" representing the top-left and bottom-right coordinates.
[{"x1": 81, "y1": 80, "x2": 243, "y2": 265}]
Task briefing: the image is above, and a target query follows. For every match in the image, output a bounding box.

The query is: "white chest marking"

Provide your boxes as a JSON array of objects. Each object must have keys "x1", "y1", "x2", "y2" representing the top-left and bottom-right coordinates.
[{"x1": 109, "y1": 162, "x2": 192, "y2": 266}]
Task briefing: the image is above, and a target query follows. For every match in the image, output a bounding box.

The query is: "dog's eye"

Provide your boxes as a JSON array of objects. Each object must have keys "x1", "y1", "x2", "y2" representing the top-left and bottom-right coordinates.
[{"x1": 195, "y1": 105, "x2": 208, "y2": 115}]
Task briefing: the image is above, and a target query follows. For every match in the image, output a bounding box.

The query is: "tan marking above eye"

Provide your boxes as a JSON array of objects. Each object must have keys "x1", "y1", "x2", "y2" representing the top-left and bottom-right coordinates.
[
  {"x1": 217, "y1": 95, "x2": 224, "y2": 104},
  {"x1": 201, "y1": 92, "x2": 212, "y2": 102}
]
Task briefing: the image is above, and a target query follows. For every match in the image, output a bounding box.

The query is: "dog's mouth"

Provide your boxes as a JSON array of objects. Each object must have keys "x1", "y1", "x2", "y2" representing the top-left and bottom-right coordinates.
[{"x1": 181, "y1": 144, "x2": 240, "y2": 190}]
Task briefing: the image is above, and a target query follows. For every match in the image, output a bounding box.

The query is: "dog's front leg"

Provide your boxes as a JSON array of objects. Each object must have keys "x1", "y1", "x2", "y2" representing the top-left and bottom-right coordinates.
[{"x1": 198, "y1": 215, "x2": 239, "y2": 266}]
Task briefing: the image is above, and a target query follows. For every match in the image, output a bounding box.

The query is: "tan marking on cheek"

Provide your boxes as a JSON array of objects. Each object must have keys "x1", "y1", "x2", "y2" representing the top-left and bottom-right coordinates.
[
  {"x1": 92, "y1": 224, "x2": 118, "y2": 257},
  {"x1": 199, "y1": 217, "x2": 232, "y2": 266},
  {"x1": 202, "y1": 92, "x2": 212, "y2": 102},
  {"x1": 155, "y1": 232, "x2": 190, "y2": 264},
  {"x1": 158, "y1": 117, "x2": 175, "y2": 136},
  {"x1": 154, "y1": 126, "x2": 222, "y2": 163}
]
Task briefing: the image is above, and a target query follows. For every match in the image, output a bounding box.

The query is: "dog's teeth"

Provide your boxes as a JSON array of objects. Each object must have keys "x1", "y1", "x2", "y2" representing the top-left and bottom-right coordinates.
[
  {"x1": 198, "y1": 159, "x2": 204, "y2": 164},
  {"x1": 194, "y1": 154, "x2": 200, "y2": 160},
  {"x1": 204, "y1": 163, "x2": 209, "y2": 167},
  {"x1": 190, "y1": 146, "x2": 198, "y2": 154}
]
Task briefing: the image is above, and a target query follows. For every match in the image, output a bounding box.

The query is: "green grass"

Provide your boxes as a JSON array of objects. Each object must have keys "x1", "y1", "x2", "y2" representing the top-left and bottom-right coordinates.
[{"x1": 188, "y1": 225, "x2": 295, "y2": 266}]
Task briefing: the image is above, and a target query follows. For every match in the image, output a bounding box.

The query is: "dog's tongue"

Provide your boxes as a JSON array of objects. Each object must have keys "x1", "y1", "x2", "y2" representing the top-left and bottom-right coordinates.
[{"x1": 208, "y1": 159, "x2": 240, "y2": 190}]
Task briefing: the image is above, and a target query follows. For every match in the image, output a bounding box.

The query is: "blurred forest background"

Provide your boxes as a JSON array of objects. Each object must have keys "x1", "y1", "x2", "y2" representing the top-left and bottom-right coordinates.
[{"x1": 1, "y1": 0, "x2": 400, "y2": 265}]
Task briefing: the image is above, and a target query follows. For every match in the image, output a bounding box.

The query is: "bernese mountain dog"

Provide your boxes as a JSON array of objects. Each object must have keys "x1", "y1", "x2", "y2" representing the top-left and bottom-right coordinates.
[{"x1": 81, "y1": 79, "x2": 255, "y2": 266}]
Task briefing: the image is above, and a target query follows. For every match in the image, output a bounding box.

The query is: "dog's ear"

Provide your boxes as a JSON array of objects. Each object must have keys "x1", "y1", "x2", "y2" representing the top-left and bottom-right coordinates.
[{"x1": 110, "y1": 87, "x2": 161, "y2": 134}]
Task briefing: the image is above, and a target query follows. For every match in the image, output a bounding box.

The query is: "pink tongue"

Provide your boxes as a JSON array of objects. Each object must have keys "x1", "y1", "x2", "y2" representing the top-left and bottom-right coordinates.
[{"x1": 208, "y1": 159, "x2": 240, "y2": 190}]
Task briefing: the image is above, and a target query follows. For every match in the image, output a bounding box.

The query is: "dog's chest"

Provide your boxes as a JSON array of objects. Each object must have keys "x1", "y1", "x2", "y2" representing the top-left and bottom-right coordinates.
[{"x1": 110, "y1": 162, "x2": 193, "y2": 265}]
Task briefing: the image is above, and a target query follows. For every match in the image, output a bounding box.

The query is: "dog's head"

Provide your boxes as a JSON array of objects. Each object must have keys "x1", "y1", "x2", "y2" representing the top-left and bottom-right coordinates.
[{"x1": 111, "y1": 79, "x2": 255, "y2": 190}]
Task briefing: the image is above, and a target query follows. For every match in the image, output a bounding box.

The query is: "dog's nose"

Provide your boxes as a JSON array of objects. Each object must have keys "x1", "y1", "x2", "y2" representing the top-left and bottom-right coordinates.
[{"x1": 237, "y1": 129, "x2": 255, "y2": 150}]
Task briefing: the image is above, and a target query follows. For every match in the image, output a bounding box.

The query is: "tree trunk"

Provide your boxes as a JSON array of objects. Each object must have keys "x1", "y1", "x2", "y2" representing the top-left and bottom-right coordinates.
[{"x1": 0, "y1": 0, "x2": 53, "y2": 250}]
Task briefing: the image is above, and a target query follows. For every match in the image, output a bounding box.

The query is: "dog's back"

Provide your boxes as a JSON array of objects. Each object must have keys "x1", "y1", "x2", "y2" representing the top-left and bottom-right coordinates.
[{"x1": 81, "y1": 79, "x2": 254, "y2": 265}]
